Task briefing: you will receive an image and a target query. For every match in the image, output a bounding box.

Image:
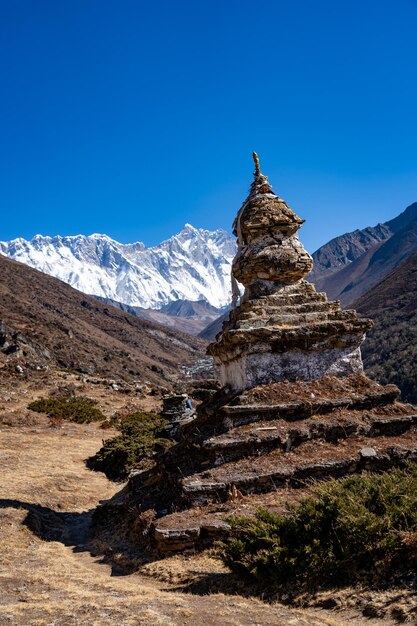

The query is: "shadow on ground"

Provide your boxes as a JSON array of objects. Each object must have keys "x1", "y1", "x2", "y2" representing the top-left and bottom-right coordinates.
[
  {"x1": 0, "y1": 498, "x2": 94, "y2": 548},
  {"x1": 0, "y1": 498, "x2": 142, "y2": 575},
  {"x1": 0, "y1": 498, "x2": 247, "y2": 592},
  {"x1": 2, "y1": 501, "x2": 413, "y2": 622},
  {"x1": 162, "y1": 571, "x2": 251, "y2": 598}
]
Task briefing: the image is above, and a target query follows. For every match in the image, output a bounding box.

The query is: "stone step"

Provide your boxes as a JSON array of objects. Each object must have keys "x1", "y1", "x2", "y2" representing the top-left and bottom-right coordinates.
[
  {"x1": 152, "y1": 511, "x2": 231, "y2": 553},
  {"x1": 236, "y1": 307, "x2": 358, "y2": 330},
  {"x1": 181, "y1": 431, "x2": 417, "y2": 507},
  {"x1": 255, "y1": 291, "x2": 328, "y2": 306},
  {"x1": 222, "y1": 317, "x2": 372, "y2": 351},
  {"x1": 236, "y1": 310, "x2": 332, "y2": 329},
  {"x1": 151, "y1": 488, "x2": 310, "y2": 553},
  {"x1": 331, "y1": 309, "x2": 358, "y2": 321},
  {"x1": 222, "y1": 385, "x2": 400, "y2": 427},
  {"x1": 202, "y1": 413, "x2": 417, "y2": 466},
  {"x1": 238, "y1": 300, "x2": 340, "y2": 317}
]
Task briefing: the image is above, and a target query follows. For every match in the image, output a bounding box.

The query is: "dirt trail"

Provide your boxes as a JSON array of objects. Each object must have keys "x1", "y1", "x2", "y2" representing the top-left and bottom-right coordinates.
[{"x1": 0, "y1": 417, "x2": 388, "y2": 625}]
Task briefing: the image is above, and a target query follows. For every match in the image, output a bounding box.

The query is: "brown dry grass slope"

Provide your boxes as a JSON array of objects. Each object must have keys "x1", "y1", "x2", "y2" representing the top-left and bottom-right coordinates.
[{"x1": 0, "y1": 254, "x2": 206, "y2": 386}]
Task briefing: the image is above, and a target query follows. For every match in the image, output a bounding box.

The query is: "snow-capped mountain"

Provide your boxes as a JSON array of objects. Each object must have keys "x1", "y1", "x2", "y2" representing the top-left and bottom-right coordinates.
[{"x1": 0, "y1": 225, "x2": 237, "y2": 310}]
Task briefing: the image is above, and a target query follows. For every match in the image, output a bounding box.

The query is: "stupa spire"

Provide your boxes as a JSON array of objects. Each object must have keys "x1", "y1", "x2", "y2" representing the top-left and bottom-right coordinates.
[{"x1": 252, "y1": 151, "x2": 261, "y2": 176}]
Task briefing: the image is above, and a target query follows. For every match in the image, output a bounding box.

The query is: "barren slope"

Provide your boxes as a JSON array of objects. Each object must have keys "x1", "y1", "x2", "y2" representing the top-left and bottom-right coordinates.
[{"x1": 0, "y1": 254, "x2": 206, "y2": 386}]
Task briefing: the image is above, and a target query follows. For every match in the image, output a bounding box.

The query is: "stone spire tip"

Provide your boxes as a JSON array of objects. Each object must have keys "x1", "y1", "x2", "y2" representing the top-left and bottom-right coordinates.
[{"x1": 252, "y1": 151, "x2": 261, "y2": 176}]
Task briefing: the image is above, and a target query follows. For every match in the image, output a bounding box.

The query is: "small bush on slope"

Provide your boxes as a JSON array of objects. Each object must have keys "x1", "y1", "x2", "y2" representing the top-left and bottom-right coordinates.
[
  {"x1": 219, "y1": 465, "x2": 417, "y2": 597},
  {"x1": 87, "y1": 412, "x2": 173, "y2": 480},
  {"x1": 28, "y1": 396, "x2": 105, "y2": 424}
]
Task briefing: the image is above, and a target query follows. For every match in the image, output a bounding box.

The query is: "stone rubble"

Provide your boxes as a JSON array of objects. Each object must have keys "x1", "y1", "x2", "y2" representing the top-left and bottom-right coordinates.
[{"x1": 161, "y1": 394, "x2": 195, "y2": 440}]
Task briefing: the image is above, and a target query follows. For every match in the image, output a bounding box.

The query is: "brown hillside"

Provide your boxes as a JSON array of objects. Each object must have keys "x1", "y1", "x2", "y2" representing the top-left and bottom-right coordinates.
[
  {"x1": 198, "y1": 310, "x2": 229, "y2": 341},
  {"x1": 95, "y1": 296, "x2": 219, "y2": 336},
  {"x1": 354, "y1": 251, "x2": 417, "y2": 402},
  {"x1": 0, "y1": 254, "x2": 206, "y2": 386}
]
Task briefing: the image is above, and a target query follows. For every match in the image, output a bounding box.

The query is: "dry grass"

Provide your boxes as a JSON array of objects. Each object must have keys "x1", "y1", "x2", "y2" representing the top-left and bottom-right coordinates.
[
  {"x1": 0, "y1": 415, "x2": 347, "y2": 625},
  {"x1": 0, "y1": 376, "x2": 400, "y2": 625},
  {"x1": 0, "y1": 368, "x2": 164, "y2": 423}
]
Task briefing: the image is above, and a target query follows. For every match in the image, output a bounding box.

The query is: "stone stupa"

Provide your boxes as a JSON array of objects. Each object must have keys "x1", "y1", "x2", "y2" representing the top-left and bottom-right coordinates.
[
  {"x1": 95, "y1": 154, "x2": 417, "y2": 555},
  {"x1": 209, "y1": 152, "x2": 371, "y2": 390}
]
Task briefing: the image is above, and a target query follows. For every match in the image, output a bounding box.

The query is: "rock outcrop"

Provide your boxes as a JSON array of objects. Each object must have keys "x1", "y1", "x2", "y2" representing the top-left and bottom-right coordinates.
[{"x1": 94, "y1": 155, "x2": 417, "y2": 557}]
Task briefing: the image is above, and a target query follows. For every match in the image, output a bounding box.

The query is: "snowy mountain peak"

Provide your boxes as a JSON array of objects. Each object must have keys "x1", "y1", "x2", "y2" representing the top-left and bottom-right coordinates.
[
  {"x1": 181, "y1": 223, "x2": 198, "y2": 233},
  {"x1": 0, "y1": 226, "x2": 237, "y2": 310}
]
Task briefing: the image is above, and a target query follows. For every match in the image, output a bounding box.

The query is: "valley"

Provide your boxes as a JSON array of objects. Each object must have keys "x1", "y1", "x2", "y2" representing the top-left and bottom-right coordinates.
[{"x1": 2, "y1": 196, "x2": 417, "y2": 624}]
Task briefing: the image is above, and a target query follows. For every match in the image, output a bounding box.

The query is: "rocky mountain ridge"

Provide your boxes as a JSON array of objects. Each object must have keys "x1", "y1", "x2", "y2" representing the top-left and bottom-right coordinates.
[
  {"x1": 309, "y1": 223, "x2": 392, "y2": 279},
  {"x1": 309, "y1": 202, "x2": 417, "y2": 305},
  {"x1": 0, "y1": 225, "x2": 236, "y2": 310}
]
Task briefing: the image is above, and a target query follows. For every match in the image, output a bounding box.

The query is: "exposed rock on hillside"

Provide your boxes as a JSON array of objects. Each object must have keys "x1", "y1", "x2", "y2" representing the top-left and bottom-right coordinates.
[{"x1": 309, "y1": 224, "x2": 392, "y2": 280}]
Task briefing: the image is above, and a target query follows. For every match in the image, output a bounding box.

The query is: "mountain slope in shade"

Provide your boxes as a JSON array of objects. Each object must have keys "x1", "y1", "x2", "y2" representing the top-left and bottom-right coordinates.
[
  {"x1": 159, "y1": 299, "x2": 227, "y2": 320},
  {"x1": 0, "y1": 225, "x2": 236, "y2": 310},
  {"x1": 309, "y1": 202, "x2": 417, "y2": 305},
  {"x1": 198, "y1": 310, "x2": 230, "y2": 342},
  {"x1": 354, "y1": 251, "x2": 417, "y2": 403},
  {"x1": 0, "y1": 255, "x2": 206, "y2": 385},
  {"x1": 309, "y1": 223, "x2": 392, "y2": 281}
]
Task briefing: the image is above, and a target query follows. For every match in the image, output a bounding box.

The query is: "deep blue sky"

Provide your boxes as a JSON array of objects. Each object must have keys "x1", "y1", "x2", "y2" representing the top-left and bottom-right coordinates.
[{"x1": 1, "y1": 0, "x2": 417, "y2": 252}]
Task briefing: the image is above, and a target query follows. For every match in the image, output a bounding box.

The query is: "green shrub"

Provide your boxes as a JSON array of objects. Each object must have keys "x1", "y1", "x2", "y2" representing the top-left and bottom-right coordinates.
[
  {"x1": 28, "y1": 396, "x2": 105, "y2": 423},
  {"x1": 219, "y1": 465, "x2": 417, "y2": 597},
  {"x1": 87, "y1": 412, "x2": 173, "y2": 480}
]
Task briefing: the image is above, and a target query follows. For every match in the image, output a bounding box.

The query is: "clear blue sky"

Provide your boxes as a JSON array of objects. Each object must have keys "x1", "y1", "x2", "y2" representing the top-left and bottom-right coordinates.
[{"x1": 1, "y1": 0, "x2": 416, "y2": 252}]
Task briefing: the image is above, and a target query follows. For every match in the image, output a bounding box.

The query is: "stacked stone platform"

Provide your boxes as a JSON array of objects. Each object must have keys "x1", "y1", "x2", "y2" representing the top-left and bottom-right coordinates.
[{"x1": 121, "y1": 374, "x2": 417, "y2": 553}]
